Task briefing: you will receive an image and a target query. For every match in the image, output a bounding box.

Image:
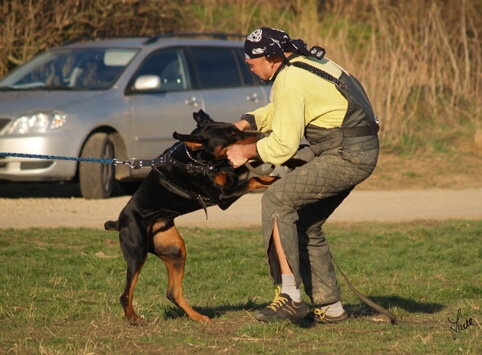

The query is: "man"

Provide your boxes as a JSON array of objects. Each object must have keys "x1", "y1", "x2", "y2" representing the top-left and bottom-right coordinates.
[{"x1": 227, "y1": 27, "x2": 379, "y2": 323}]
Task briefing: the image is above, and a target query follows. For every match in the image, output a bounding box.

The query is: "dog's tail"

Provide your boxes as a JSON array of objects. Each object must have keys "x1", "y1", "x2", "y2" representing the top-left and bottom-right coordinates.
[{"x1": 104, "y1": 220, "x2": 119, "y2": 231}]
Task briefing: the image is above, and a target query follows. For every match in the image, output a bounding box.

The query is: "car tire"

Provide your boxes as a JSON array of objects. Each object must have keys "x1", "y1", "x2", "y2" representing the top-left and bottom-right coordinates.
[{"x1": 79, "y1": 132, "x2": 115, "y2": 199}]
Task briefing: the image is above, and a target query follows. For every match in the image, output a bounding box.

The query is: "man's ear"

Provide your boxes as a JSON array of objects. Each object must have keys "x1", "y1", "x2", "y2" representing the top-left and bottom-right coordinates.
[{"x1": 267, "y1": 55, "x2": 285, "y2": 68}]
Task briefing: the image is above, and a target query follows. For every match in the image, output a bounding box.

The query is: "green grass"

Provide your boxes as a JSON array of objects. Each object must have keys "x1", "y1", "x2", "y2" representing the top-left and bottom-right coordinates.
[{"x1": 1, "y1": 221, "x2": 481, "y2": 354}]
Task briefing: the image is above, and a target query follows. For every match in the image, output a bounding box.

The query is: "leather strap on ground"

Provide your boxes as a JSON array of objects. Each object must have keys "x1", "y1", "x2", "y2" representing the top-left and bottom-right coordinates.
[{"x1": 331, "y1": 254, "x2": 397, "y2": 325}]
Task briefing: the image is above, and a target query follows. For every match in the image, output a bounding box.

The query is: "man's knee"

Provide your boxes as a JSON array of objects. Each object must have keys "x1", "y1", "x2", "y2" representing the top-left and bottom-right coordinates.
[
  {"x1": 261, "y1": 187, "x2": 278, "y2": 206},
  {"x1": 261, "y1": 188, "x2": 285, "y2": 220}
]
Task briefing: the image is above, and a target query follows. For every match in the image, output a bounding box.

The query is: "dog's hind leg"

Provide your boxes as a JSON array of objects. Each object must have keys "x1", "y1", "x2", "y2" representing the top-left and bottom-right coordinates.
[
  {"x1": 151, "y1": 224, "x2": 211, "y2": 323},
  {"x1": 119, "y1": 227, "x2": 148, "y2": 325}
]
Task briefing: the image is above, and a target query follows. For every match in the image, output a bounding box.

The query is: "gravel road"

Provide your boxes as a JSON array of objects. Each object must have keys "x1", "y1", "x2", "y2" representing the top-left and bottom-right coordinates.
[{"x1": 1, "y1": 186, "x2": 481, "y2": 229}]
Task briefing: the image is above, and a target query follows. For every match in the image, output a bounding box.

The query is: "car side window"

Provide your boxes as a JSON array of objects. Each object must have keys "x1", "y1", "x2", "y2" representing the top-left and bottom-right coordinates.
[
  {"x1": 189, "y1": 47, "x2": 242, "y2": 89},
  {"x1": 133, "y1": 48, "x2": 188, "y2": 91}
]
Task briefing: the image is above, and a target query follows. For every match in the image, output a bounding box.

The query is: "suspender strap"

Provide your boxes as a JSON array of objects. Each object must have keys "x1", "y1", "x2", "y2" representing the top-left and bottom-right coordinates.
[
  {"x1": 291, "y1": 61, "x2": 347, "y2": 89},
  {"x1": 291, "y1": 60, "x2": 379, "y2": 138}
]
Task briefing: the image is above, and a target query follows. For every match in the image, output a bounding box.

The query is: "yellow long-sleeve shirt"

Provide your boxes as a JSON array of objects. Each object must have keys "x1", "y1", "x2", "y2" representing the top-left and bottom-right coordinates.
[{"x1": 250, "y1": 56, "x2": 349, "y2": 166}]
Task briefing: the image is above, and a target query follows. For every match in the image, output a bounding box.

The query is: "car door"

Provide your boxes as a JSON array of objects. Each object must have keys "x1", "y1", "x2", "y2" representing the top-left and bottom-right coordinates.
[
  {"x1": 186, "y1": 46, "x2": 269, "y2": 122},
  {"x1": 127, "y1": 47, "x2": 204, "y2": 159}
]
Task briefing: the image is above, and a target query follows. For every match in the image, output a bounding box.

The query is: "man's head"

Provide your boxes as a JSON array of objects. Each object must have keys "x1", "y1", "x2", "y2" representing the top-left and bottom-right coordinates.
[
  {"x1": 244, "y1": 27, "x2": 291, "y2": 81},
  {"x1": 244, "y1": 27, "x2": 325, "y2": 81},
  {"x1": 244, "y1": 27, "x2": 292, "y2": 60}
]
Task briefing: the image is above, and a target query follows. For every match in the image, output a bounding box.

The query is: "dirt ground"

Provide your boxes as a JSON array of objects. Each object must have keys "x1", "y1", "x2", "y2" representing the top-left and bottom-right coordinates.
[{"x1": 359, "y1": 152, "x2": 482, "y2": 190}]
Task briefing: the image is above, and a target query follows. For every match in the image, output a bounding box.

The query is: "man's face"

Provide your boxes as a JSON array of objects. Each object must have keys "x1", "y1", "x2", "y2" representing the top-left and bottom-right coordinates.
[{"x1": 245, "y1": 56, "x2": 276, "y2": 81}]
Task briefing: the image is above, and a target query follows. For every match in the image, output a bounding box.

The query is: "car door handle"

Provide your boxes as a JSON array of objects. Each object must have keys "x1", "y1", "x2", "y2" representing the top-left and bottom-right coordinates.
[
  {"x1": 185, "y1": 96, "x2": 202, "y2": 107},
  {"x1": 246, "y1": 92, "x2": 260, "y2": 103}
]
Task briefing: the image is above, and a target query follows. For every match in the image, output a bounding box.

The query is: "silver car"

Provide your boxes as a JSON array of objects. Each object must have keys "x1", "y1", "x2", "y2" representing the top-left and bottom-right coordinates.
[{"x1": 0, "y1": 35, "x2": 270, "y2": 198}]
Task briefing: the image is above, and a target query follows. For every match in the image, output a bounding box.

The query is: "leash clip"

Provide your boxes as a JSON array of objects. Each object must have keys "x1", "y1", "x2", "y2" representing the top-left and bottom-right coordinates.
[
  {"x1": 128, "y1": 158, "x2": 137, "y2": 168},
  {"x1": 113, "y1": 158, "x2": 137, "y2": 169}
]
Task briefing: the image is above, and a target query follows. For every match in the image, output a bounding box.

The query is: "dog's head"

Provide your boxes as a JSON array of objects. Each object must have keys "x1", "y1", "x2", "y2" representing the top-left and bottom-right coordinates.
[{"x1": 173, "y1": 110, "x2": 264, "y2": 160}]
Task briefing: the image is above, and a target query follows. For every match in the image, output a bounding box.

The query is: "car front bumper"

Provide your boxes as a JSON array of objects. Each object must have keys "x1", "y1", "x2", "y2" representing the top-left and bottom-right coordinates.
[{"x1": 0, "y1": 134, "x2": 81, "y2": 182}]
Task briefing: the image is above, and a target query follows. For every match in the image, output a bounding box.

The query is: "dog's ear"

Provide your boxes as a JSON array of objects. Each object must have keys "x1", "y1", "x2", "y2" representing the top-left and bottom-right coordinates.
[
  {"x1": 192, "y1": 110, "x2": 213, "y2": 127},
  {"x1": 173, "y1": 132, "x2": 205, "y2": 150},
  {"x1": 173, "y1": 131, "x2": 198, "y2": 142},
  {"x1": 183, "y1": 141, "x2": 204, "y2": 150}
]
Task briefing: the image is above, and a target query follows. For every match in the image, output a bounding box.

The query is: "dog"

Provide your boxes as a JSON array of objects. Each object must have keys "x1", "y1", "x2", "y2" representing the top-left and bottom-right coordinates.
[{"x1": 105, "y1": 110, "x2": 278, "y2": 324}]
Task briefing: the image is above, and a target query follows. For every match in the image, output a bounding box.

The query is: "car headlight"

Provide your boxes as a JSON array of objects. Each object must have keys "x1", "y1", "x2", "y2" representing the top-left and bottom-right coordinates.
[{"x1": 6, "y1": 111, "x2": 67, "y2": 134}]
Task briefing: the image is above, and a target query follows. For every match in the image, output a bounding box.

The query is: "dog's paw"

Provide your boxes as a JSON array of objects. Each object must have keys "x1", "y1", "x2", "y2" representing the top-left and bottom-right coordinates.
[
  {"x1": 128, "y1": 316, "x2": 147, "y2": 326},
  {"x1": 192, "y1": 314, "x2": 211, "y2": 324}
]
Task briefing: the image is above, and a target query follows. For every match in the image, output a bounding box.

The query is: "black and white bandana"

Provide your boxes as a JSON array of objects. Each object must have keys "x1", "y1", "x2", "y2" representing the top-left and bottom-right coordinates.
[{"x1": 244, "y1": 27, "x2": 325, "y2": 61}]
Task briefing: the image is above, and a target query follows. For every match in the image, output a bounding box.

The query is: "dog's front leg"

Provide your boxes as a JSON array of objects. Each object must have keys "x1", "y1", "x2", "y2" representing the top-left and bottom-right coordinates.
[
  {"x1": 218, "y1": 176, "x2": 279, "y2": 210},
  {"x1": 152, "y1": 224, "x2": 211, "y2": 323}
]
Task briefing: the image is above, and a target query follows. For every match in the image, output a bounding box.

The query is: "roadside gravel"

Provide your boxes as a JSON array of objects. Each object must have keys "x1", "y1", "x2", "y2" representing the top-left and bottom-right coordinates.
[{"x1": 1, "y1": 186, "x2": 481, "y2": 229}]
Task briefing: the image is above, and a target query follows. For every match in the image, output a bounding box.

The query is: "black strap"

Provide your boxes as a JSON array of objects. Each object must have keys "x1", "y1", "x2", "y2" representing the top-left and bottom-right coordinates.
[
  {"x1": 331, "y1": 254, "x2": 397, "y2": 325},
  {"x1": 144, "y1": 144, "x2": 222, "y2": 175},
  {"x1": 130, "y1": 157, "x2": 163, "y2": 170},
  {"x1": 152, "y1": 167, "x2": 211, "y2": 219},
  {"x1": 291, "y1": 61, "x2": 347, "y2": 89},
  {"x1": 291, "y1": 61, "x2": 379, "y2": 137},
  {"x1": 342, "y1": 124, "x2": 379, "y2": 138}
]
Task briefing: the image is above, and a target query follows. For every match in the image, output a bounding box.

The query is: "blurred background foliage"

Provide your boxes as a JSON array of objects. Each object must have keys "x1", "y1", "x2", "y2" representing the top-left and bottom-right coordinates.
[{"x1": 1, "y1": 0, "x2": 481, "y2": 154}]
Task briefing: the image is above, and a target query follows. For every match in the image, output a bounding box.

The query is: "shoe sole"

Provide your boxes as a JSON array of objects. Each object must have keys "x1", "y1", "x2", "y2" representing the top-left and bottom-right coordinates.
[
  {"x1": 314, "y1": 311, "x2": 348, "y2": 324},
  {"x1": 254, "y1": 307, "x2": 308, "y2": 322}
]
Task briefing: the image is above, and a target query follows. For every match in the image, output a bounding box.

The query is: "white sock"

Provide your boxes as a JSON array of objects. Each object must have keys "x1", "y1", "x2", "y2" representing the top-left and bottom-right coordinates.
[
  {"x1": 320, "y1": 301, "x2": 345, "y2": 317},
  {"x1": 280, "y1": 274, "x2": 302, "y2": 302}
]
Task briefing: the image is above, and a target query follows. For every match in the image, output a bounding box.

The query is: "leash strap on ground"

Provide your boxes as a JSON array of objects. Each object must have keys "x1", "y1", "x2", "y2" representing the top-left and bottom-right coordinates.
[{"x1": 331, "y1": 254, "x2": 398, "y2": 325}]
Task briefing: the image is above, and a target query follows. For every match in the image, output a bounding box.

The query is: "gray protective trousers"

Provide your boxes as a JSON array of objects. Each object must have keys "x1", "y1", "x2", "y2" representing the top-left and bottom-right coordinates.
[{"x1": 261, "y1": 130, "x2": 379, "y2": 306}]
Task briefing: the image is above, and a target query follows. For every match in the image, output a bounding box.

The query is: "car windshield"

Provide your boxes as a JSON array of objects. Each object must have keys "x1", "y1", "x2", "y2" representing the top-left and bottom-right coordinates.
[{"x1": 0, "y1": 47, "x2": 139, "y2": 90}]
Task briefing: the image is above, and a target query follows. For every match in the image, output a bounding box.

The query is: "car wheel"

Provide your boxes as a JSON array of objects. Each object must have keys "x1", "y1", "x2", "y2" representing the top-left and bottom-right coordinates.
[{"x1": 79, "y1": 132, "x2": 115, "y2": 199}]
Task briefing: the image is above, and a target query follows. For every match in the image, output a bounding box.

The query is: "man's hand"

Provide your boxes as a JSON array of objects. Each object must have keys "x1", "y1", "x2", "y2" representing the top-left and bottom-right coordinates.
[
  {"x1": 233, "y1": 120, "x2": 250, "y2": 131},
  {"x1": 227, "y1": 143, "x2": 258, "y2": 168}
]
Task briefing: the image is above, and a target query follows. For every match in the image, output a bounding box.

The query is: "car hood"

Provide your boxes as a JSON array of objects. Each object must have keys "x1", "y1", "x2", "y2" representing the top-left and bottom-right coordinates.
[{"x1": 0, "y1": 90, "x2": 110, "y2": 117}]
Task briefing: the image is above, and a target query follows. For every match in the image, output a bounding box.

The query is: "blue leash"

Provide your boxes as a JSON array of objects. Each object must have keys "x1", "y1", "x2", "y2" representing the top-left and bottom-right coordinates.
[{"x1": 0, "y1": 151, "x2": 137, "y2": 168}]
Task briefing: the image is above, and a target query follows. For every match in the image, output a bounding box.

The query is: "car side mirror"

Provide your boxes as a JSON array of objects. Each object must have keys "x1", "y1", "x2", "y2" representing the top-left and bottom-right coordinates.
[{"x1": 133, "y1": 75, "x2": 161, "y2": 91}]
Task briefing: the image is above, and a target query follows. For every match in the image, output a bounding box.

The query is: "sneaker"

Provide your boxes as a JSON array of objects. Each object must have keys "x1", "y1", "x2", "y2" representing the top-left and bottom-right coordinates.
[
  {"x1": 313, "y1": 307, "x2": 348, "y2": 324},
  {"x1": 254, "y1": 287, "x2": 308, "y2": 322}
]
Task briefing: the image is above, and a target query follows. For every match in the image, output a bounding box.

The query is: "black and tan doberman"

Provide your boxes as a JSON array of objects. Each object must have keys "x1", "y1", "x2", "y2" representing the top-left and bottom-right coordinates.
[{"x1": 105, "y1": 110, "x2": 277, "y2": 324}]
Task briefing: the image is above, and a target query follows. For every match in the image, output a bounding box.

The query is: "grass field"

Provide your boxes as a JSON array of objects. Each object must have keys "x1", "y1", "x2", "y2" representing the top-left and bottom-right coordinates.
[{"x1": 1, "y1": 221, "x2": 481, "y2": 354}]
